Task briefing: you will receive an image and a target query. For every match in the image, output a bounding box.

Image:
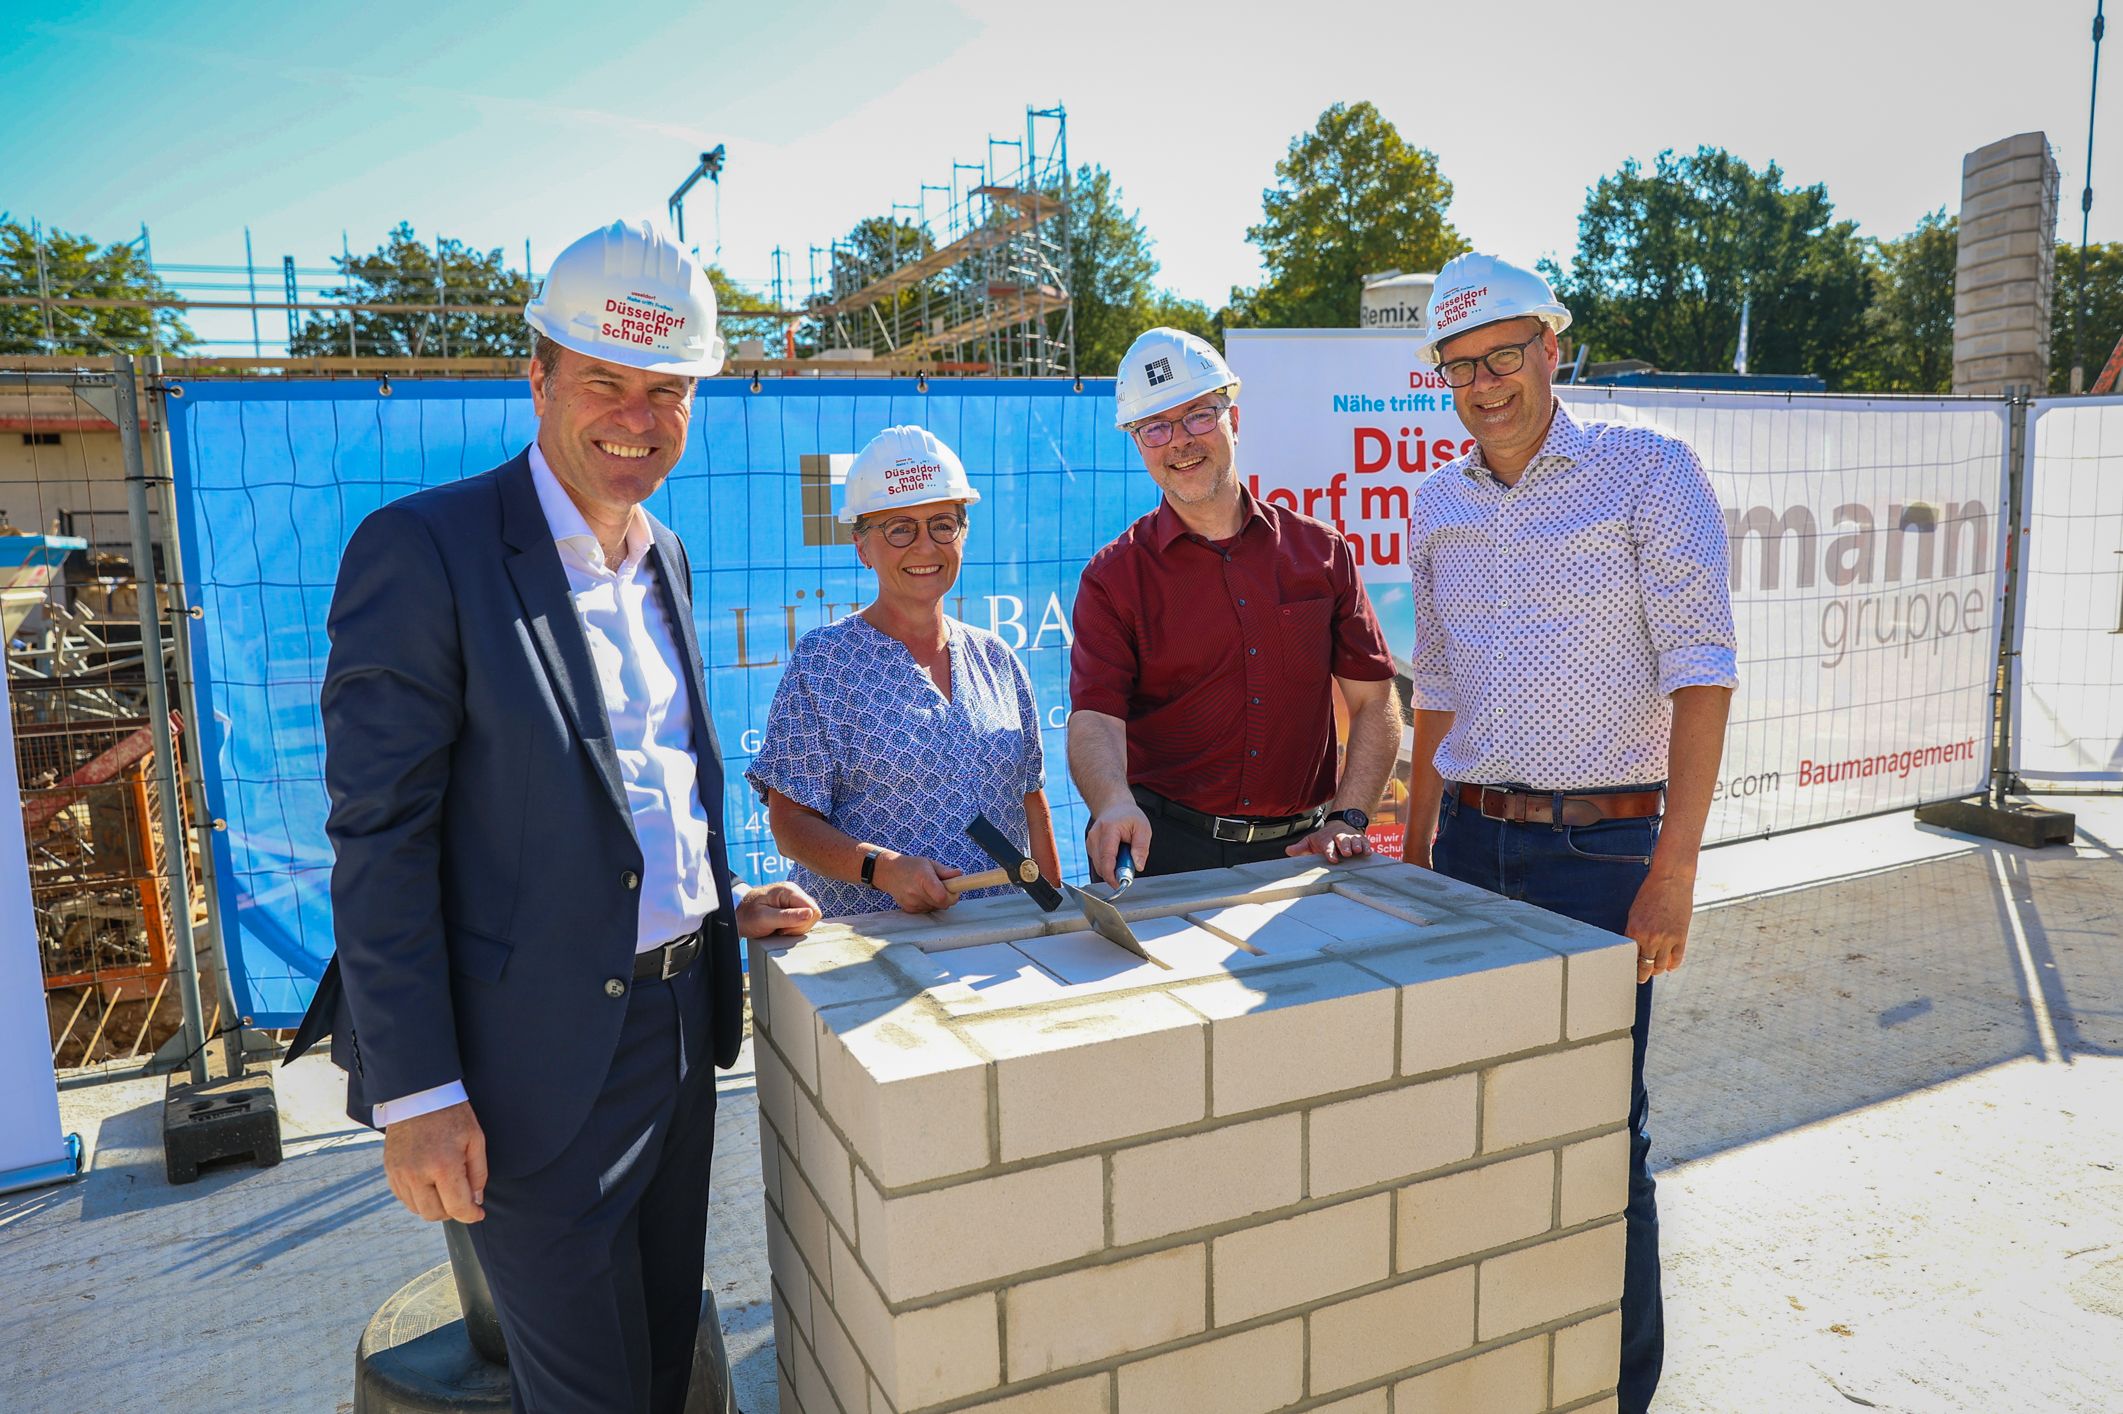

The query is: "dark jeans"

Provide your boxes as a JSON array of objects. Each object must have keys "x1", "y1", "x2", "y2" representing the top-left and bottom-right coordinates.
[{"x1": 1432, "y1": 790, "x2": 1664, "y2": 1414}]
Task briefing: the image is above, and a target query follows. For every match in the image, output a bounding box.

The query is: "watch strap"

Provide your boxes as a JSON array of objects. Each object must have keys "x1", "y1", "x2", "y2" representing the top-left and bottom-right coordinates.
[{"x1": 861, "y1": 849, "x2": 881, "y2": 887}]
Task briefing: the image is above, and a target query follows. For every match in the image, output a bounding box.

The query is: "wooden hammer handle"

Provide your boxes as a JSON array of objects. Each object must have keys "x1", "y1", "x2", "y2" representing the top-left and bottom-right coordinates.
[{"x1": 943, "y1": 858, "x2": 1042, "y2": 895}]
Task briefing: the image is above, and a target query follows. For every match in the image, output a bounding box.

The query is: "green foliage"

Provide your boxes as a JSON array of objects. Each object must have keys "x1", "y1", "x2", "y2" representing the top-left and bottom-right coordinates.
[
  {"x1": 289, "y1": 222, "x2": 529, "y2": 358},
  {"x1": 1858, "y1": 210, "x2": 1957, "y2": 393},
  {"x1": 1545, "y1": 148, "x2": 1874, "y2": 387},
  {"x1": 1062, "y1": 164, "x2": 1221, "y2": 373},
  {"x1": 2049, "y1": 242, "x2": 2123, "y2": 392},
  {"x1": 1228, "y1": 102, "x2": 1468, "y2": 329},
  {"x1": 0, "y1": 220, "x2": 194, "y2": 355}
]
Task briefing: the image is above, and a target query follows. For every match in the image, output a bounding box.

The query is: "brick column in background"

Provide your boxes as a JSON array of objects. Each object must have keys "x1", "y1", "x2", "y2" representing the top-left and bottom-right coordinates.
[
  {"x1": 755, "y1": 854, "x2": 1639, "y2": 1414},
  {"x1": 1954, "y1": 131, "x2": 2061, "y2": 395}
]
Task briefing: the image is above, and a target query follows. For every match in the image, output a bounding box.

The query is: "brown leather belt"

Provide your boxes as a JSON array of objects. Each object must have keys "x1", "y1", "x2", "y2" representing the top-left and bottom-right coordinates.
[{"x1": 1455, "y1": 783, "x2": 1665, "y2": 827}]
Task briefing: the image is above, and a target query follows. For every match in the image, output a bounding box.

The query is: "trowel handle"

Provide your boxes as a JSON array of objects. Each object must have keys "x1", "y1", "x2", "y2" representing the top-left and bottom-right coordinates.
[{"x1": 1114, "y1": 845, "x2": 1136, "y2": 892}]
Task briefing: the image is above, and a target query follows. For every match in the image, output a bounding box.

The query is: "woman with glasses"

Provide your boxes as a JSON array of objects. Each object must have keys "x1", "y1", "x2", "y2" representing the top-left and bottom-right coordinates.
[{"x1": 746, "y1": 425, "x2": 1061, "y2": 917}]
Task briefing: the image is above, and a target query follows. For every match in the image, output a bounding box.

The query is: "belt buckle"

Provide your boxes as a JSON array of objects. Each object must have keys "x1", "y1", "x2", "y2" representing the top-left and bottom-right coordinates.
[
  {"x1": 660, "y1": 934, "x2": 692, "y2": 980},
  {"x1": 1211, "y1": 816, "x2": 1252, "y2": 844}
]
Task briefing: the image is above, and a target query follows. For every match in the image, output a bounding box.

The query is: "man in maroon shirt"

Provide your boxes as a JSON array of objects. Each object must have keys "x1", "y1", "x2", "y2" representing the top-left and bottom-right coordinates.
[{"x1": 1069, "y1": 327, "x2": 1403, "y2": 884}]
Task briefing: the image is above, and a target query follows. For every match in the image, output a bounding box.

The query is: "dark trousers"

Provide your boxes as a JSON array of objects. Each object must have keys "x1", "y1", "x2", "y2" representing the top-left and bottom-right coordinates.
[
  {"x1": 465, "y1": 963, "x2": 717, "y2": 1414},
  {"x1": 1128, "y1": 786, "x2": 1319, "y2": 876},
  {"x1": 1432, "y1": 791, "x2": 1664, "y2": 1414}
]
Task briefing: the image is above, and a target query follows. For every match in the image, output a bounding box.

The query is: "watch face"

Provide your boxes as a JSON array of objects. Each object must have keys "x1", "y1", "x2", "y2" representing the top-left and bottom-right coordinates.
[{"x1": 1334, "y1": 809, "x2": 1370, "y2": 830}]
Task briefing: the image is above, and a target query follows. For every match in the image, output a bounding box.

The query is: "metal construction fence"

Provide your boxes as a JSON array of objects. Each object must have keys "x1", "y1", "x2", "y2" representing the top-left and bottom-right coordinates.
[{"x1": 114, "y1": 374, "x2": 2122, "y2": 1028}]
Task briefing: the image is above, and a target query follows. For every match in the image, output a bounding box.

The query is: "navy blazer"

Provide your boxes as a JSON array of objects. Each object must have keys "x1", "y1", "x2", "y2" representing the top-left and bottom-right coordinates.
[{"x1": 285, "y1": 451, "x2": 743, "y2": 1180}]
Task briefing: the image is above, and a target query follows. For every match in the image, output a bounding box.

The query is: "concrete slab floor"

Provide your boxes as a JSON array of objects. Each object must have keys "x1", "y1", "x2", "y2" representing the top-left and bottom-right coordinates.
[{"x1": 0, "y1": 794, "x2": 2115, "y2": 1413}]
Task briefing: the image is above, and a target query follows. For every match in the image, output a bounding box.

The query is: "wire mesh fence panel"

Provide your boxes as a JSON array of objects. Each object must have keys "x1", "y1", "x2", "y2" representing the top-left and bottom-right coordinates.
[
  {"x1": 167, "y1": 376, "x2": 1151, "y2": 1026},
  {"x1": 1558, "y1": 389, "x2": 2010, "y2": 842},
  {"x1": 2015, "y1": 398, "x2": 2123, "y2": 786},
  {"x1": 0, "y1": 368, "x2": 204, "y2": 1068}
]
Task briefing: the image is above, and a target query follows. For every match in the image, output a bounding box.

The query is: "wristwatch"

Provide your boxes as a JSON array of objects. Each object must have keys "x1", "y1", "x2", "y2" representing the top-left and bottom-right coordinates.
[
  {"x1": 861, "y1": 849, "x2": 882, "y2": 887},
  {"x1": 1325, "y1": 808, "x2": 1370, "y2": 831}
]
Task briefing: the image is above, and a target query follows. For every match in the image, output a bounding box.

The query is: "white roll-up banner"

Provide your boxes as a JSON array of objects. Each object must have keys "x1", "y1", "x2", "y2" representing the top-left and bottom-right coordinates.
[
  {"x1": 0, "y1": 658, "x2": 79, "y2": 1194},
  {"x1": 1224, "y1": 330, "x2": 2008, "y2": 845}
]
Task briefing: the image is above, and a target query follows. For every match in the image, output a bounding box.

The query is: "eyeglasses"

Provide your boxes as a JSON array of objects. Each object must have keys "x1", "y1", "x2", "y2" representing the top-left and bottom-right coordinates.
[
  {"x1": 859, "y1": 513, "x2": 966, "y2": 547},
  {"x1": 1435, "y1": 330, "x2": 1545, "y2": 388},
  {"x1": 1130, "y1": 401, "x2": 1231, "y2": 448}
]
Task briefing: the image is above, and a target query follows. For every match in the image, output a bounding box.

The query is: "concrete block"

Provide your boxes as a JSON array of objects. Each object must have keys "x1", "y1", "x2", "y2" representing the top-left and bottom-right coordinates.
[
  {"x1": 1552, "y1": 1309, "x2": 1623, "y2": 1405},
  {"x1": 973, "y1": 1377, "x2": 1112, "y2": 1414},
  {"x1": 853, "y1": 1158, "x2": 1105, "y2": 1302},
  {"x1": 872, "y1": 1379, "x2": 894, "y2": 1414},
  {"x1": 1959, "y1": 327, "x2": 2047, "y2": 362},
  {"x1": 767, "y1": 1206, "x2": 815, "y2": 1337},
  {"x1": 1356, "y1": 934, "x2": 1562, "y2": 1077},
  {"x1": 783, "y1": 1166, "x2": 837, "y2": 1303},
  {"x1": 1306, "y1": 1392, "x2": 1389, "y2": 1414},
  {"x1": 1962, "y1": 154, "x2": 2055, "y2": 200},
  {"x1": 780, "y1": 1365, "x2": 800, "y2": 1414},
  {"x1": 770, "y1": 933, "x2": 914, "y2": 1090},
  {"x1": 1962, "y1": 130, "x2": 2050, "y2": 175},
  {"x1": 1397, "y1": 1151, "x2": 1554, "y2": 1272},
  {"x1": 1004, "y1": 1245, "x2": 1207, "y2": 1379},
  {"x1": 829, "y1": 1229, "x2": 1001, "y2": 1410},
  {"x1": 1476, "y1": 1219, "x2": 1625, "y2": 1341},
  {"x1": 761, "y1": 1129, "x2": 785, "y2": 1209},
  {"x1": 1953, "y1": 302, "x2": 2044, "y2": 340},
  {"x1": 1110, "y1": 1112, "x2": 1303, "y2": 1246},
  {"x1": 913, "y1": 940, "x2": 1069, "y2": 1007},
  {"x1": 1559, "y1": 1128, "x2": 1630, "y2": 1228},
  {"x1": 1308, "y1": 1073, "x2": 1478, "y2": 1198},
  {"x1": 1332, "y1": 858, "x2": 1500, "y2": 909},
  {"x1": 1482, "y1": 1039, "x2": 1631, "y2": 1152},
  {"x1": 758, "y1": 1034, "x2": 800, "y2": 1156},
  {"x1": 794, "y1": 1083, "x2": 857, "y2": 1236},
  {"x1": 960, "y1": 993, "x2": 1206, "y2": 1162},
  {"x1": 1956, "y1": 278, "x2": 2045, "y2": 315},
  {"x1": 1012, "y1": 918, "x2": 1252, "y2": 995},
  {"x1": 1114, "y1": 1318, "x2": 1304, "y2": 1414},
  {"x1": 1559, "y1": 940, "x2": 1636, "y2": 1042},
  {"x1": 1174, "y1": 961, "x2": 1396, "y2": 1115},
  {"x1": 1210, "y1": 1192, "x2": 1391, "y2": 1324},
  {"x1": 815, "y1": 999, "x2": 991, "y2": 1189},
  {"x1": 788, "y1": 1319, "x2": 845, "y2": 1414},
  {"x1": 1099, "y1": 867, "x2": 1261, "y2": 921},
  {"x1": 1393, "y1": 1332, "x2": 1547, "y2": 1414},
  {"x1": 1959, "y1": 203, "x2": 2051, "y2": 245},
  {"x1": 1958, "y1": 229, "x2": 2049, "y2": 268},
  {"x1": 1308, "y1": 1266, "x2": 1476, "y2": 1393},
  {"x1": 856, "y1": 892, "x2": 1076, "y2": 951},
  {"x1": 1958, "y1": 251, "x2": 2050, "y2": 293},
  {"x1": 812, "y1": 1302, "x2": 871, "y2": 1414},
  {"x1": 1183, "y1": 898, "x2": 1337, "y2": 956}
]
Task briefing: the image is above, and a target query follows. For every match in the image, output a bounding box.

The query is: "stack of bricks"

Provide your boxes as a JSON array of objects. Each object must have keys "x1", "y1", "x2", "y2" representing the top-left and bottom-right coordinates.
[
  {"x1": 752, "y1": 853, "x2": 1637, "y2": 1414},
  {"x1": 1954, "y1": 130, "x2": 2061, "y2": 395}
]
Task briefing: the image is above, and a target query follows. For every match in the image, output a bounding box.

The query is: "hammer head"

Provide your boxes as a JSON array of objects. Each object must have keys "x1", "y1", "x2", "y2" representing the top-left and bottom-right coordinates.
[{"x1": 964, "y1": 814, "x2": 1064, "y2": 912}]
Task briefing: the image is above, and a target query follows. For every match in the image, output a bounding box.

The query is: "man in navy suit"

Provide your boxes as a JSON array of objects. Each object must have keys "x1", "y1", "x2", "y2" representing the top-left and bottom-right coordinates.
[{"x1": 287, "y1": 219, "x2": 819, "y2": 1413}]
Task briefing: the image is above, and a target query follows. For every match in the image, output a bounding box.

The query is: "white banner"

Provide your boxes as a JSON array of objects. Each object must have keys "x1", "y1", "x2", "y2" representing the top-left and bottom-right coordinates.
[
  {"x1": 2015, "y1": 399, "x2": 2123, "y2": 784},
  {"x1": 0, "y1": 657, "x2": 77, "y2": 1194},
  {"x1": 1225, "y1": 330, "x2": 2009, "y2": 844}
]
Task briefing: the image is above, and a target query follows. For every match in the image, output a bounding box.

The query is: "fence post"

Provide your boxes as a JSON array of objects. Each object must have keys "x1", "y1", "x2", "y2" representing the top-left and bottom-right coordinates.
[
  {"x1": 112, "y1": 354, "x2": 211, "y2": 1086},
  {"x1": 1914, "y1": 387, "x2": 2076, "y2": 847}
]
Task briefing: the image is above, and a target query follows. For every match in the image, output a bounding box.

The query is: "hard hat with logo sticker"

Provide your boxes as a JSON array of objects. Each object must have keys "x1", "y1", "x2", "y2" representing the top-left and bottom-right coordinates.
[
  {"x1": 838, "y1": 426, "x2": 982, "y2": 523},
  {"x1": 1114, "y1": 327, "x2": 1239, "y2": 428},
  {"x1": 1415, "y1": 253, "x2": 1572, "y2": 364},
  {"x1": 524, "y1": 219, "x2": 727, "y2": 377}
]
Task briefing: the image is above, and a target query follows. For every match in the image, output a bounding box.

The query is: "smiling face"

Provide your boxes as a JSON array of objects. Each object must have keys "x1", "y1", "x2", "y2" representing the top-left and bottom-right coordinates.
[
  {"x1": 1133, "y1": 389, "x2": 1241, "y2": 509},
  {"x1": 528, "y1": 342, "x2": 695, "y2": 517},
  {"x1": 854, "y1": 497, "x2": 969, "y2": 609},
  {"x1": 1439, "y1": 316, "x2": 1558, "y2": 474}
]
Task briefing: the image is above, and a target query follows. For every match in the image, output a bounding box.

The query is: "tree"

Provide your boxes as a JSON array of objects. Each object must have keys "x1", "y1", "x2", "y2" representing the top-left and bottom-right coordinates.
[
  {"x1": 1059, "y1": 163, "x2": 1221, "y2": 373},
  {"x1": 1227, "y1": 102, "x2": 1468, "y2": 330},
  {"x1": 289, "y1": 223, "x2": 530, "y2": 359},
  {"x1": 2050, "y1": 242, "x2": 2123, "y2": 391},
  {"x1": 1858, "y1": 210, "x2": 1957, "y2": 393},
  {"x1": 1545, "y1": 148, "x2": 1875, "y2": 387},
  {"x1": 0, "y1": 220, "x2": 194, "y2": 355}
]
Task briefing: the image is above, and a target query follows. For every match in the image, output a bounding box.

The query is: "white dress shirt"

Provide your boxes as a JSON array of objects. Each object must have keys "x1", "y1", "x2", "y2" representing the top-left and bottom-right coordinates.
[
  {"x1": 1408, "y1": 400, "x2": 1738, "y2": 790},
  {"x1": 370, "y1": 445, "x2": 719, "y2": 1128}
]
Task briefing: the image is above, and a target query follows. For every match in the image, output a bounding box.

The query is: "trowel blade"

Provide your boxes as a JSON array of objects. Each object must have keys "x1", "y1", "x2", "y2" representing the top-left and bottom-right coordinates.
[{"x1": 1066, "y1": 884, "x2": 1166, "y2": 968}]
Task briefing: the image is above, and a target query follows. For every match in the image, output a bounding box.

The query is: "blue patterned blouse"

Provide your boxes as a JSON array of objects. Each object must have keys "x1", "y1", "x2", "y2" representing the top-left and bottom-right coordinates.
[{"x1": 745, "y1": 614, "x2": 1046, "y2": 918}]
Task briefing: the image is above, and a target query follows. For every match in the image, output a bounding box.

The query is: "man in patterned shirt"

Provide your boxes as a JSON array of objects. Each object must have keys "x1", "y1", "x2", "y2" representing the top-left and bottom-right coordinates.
[{"x1": 1402, "y1": 253, "x2": 1737, "y2": 1414}]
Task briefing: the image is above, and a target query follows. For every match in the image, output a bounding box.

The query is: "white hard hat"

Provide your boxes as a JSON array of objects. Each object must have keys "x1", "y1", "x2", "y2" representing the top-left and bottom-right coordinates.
[
  {"x1": 1114, "y1": 327, "x2": 1238, "y2": 427},
  {"x1": 524, "y1": 219, "x2": 727, "y2": 377},
  {"x1": 1416, "y1": 253, "x2": 1572, "y2": 364},
  {"x1": 838, "y1": 426, "x2": 981, "y2": 524}
]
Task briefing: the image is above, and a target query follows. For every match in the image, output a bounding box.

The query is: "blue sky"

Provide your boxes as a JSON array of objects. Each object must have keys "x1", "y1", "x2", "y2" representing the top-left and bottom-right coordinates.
[{"x1": 6, "y1": 0, "x2": 2116, "y2": 339}]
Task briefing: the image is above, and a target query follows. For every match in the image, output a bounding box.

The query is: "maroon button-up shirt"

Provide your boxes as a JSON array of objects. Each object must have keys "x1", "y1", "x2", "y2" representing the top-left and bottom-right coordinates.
[{"x1": 1070, "y1": 489, "x2": 1395, "y2": 818}]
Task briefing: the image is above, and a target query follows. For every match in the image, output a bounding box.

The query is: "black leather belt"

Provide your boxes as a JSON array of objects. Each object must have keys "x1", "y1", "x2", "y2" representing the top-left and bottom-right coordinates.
[
  {"x1": 633, "y1": 928, "x2": 703, "y2": 981},
  {"x1": 1133, "y1": 786, "x2": 1327, "y2": 845}
]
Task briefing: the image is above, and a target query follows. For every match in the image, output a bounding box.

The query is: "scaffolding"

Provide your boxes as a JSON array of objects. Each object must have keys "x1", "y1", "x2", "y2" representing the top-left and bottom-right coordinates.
[{"x1": 803, "y1": 106, "x2": 1074, "y2": 377}]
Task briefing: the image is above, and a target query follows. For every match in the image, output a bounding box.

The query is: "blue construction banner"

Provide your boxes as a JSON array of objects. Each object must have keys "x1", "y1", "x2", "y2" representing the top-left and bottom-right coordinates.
[{"x1": 167, "y1": 377, "x2": 1150, "y2": 1026}]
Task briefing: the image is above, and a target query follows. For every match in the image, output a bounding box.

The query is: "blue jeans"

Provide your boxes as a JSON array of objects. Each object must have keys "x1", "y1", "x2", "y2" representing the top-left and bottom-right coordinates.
[{"x1": 1432, "y1": 790, "x2": 1664, "y2": 1414}]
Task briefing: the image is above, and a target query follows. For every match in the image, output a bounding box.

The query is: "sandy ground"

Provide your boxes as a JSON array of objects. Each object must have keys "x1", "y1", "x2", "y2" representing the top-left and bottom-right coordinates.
[{"x1": 2, "y1": 796, "x2": 2116, "y2": 1413}]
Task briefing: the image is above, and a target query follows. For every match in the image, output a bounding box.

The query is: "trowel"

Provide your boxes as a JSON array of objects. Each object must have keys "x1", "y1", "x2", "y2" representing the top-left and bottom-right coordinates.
[{"x1": 956, "y1": 813, "x2": 1159, "y2": 965}]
